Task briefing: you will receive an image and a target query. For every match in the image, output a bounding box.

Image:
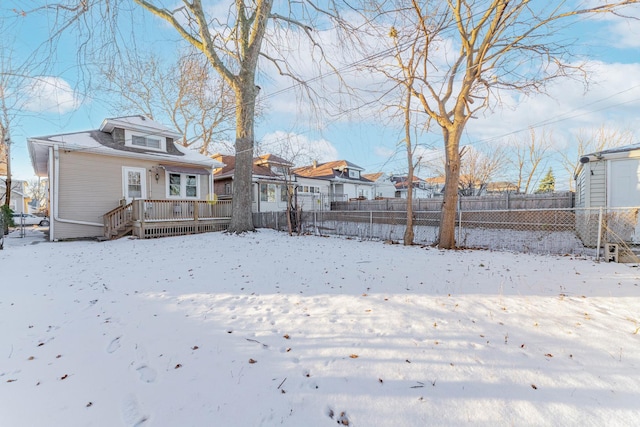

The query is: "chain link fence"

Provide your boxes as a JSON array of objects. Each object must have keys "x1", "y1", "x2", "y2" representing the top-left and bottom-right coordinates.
[
  {"x1": 0, "y1": 213, "x2": 4, "y2": 250},
  {"x1": 253, "y1": 206, "x2": 640, "y2": 261}
]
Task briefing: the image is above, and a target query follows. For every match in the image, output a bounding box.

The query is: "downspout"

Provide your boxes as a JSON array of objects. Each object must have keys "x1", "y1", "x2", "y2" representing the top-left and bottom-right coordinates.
[{"x1": 53, "y1": 146, "x2": 103, "y2": 232}]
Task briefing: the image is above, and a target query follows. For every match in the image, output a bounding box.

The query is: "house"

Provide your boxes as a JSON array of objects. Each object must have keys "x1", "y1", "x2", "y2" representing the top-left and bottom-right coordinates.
[
  {"x1": 293, "y1": 160, "x2": 375, "y2": 210},
  {"x1": 485, "y1": 181, "x2": 519, "y2": 194},
  {"x1": 0, "y1": 178, "x2": 30, "y2": 213},
  {"x1": 362, "y1": 172, "x2": 396, "y2": 199},
  {"x1": 28, "y1": 115, "x2": 225, "y2": 241},
  {"x1": 575, "y1": 143, "x2": 640, "y2": 208},
  {"x1": 391, "y1": 175, "x2": 434, "y2": 199},
  {"x1": 212, "y1": 153, "x2": 294, "y2": 212},
  {"x1": 574, "y1": 143, "x2": 640, "y2": 247}
]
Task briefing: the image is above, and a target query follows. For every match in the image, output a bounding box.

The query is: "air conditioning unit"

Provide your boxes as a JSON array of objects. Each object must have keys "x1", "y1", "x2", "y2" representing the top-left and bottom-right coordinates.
[{"x1": 604, "y1": 243, "x2": 619, "y2": 263}]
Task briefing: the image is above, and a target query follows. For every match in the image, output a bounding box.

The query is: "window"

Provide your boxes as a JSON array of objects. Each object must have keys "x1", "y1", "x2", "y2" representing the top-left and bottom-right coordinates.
[
  {"x1": 132, "y1": 135, "x2": 161, "y2": 149},
  {"x1": 122, "y1": 167, "x2": 146, "y2": 201},
  {"x1": 348, "y1": 169, "x2": 360, "y2": 179},
  {"x1": 224, "y1": 183, "x2": 232, "y2": 195},
  {"x1": 260, "y1": 184, "x2": 276, "y2": 202},
  {"x1": 168, "y1": 173, "x2": 199, "y2": 198},
  {"x1": 186, "y1": 175, "x2": 197, "y2": 197},
  {"x1": 281, "y1": 185, "x2": 293, "y2": 202},
  {"x1": 128, "y1": 171, "x2": 142, "y2": 198},
  {"x1": 299, "y1": 186, "x2": 319, "y2": 194}
]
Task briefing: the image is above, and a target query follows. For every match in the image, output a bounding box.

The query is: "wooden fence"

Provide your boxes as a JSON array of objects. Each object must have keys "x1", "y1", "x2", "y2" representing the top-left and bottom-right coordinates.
[{"x1": 331, "y1": 191, "x2": 574, "y2": 211}]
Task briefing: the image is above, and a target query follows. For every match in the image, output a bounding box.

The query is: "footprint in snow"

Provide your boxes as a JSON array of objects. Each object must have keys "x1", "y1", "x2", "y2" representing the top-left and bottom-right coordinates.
[
  {"x1": 136, "y1": 365, "x2": 157, "y2": 383},
  {"x1": 106, "y1": 337, "x2": 121, "y2": 354},
  {"x1": 121, "y1": 394, "x2": 149, "y2": 427}
]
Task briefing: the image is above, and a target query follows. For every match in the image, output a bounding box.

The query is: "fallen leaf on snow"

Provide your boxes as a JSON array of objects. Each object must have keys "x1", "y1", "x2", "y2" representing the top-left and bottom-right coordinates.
[
  {"x1": 175, "y1": 364, "x2": 182, "y2": 369},
  {"x1": 349, "y1": 354, "x2": 358, "y2": 359},
  {"x1": 60, "y1": 374, "x2": 68, "y2": 380},
  {"x1": 248, "y1": 358, "x2": 257, "y2": 364}
]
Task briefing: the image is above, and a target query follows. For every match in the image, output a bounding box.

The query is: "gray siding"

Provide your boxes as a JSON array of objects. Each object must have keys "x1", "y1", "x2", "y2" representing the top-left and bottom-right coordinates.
[
  {"x1": 589, "y1": 161, "x2": 606, "y2": 207},
  {"x1": 575, "y1": 167, "x2": 586, "y2": 208}
]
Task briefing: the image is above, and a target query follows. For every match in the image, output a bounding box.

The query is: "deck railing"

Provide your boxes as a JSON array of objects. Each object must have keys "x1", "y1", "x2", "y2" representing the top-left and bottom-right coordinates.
[
  {"x1": 104, "y1": 199, "x2": 232, "y2": 239},
  {"x1": 103, "y1": 202, "x2": 133, "y2": 238}
]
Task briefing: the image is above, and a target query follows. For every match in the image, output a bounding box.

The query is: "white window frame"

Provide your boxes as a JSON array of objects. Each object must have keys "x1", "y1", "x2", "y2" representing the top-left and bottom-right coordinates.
[
  {"x1": 125, "y1": 130, "x2": 166, "y2": 152},
  {"x1": 165, "y1": 173, "x2": 200, "y2": 199},
  {"x1": 122, "y1": 167, "x2": 147, "y2": 202},
  {"x1": 348, "y1": 169, "x2": 360, "y2": 179}
]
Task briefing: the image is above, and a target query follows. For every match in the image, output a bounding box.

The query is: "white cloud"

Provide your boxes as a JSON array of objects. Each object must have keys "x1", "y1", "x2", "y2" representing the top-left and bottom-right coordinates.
[
  {"x1": 257, "y1": 131, "x2": 339, "y2": 166},
  {"x1": 22, "y1": 76, "x2": 81, "y2": 114}
]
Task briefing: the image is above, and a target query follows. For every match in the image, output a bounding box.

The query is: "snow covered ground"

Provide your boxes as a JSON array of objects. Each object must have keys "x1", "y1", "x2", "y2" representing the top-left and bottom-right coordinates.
[{"x1": 1, "y1": 228, "x2": 639, "y2": 426}]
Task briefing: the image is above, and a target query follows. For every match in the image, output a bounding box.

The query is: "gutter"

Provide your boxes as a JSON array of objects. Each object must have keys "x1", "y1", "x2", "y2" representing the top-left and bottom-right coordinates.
[{"x1": 52, "y1": 146, "x2": 103, "y2": 236}]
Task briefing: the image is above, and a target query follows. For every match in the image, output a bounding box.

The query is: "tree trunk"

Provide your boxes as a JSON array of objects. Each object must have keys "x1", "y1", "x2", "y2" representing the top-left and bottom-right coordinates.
[
  {"x1": 404, "y1": 178, "x2": 414, "y2": 245},
  {"x1": 438, "y1": 126, "x2": 463, "y2": 249},
  {"x1": 227, "y1": 82, "x2": 258, "y2": 233},
  {"x1": 4, "y1": 140, "x2": 11, "y2": 209},
  {"x1": 403, "y1": 137, "x2": 414, "y2": 246}
]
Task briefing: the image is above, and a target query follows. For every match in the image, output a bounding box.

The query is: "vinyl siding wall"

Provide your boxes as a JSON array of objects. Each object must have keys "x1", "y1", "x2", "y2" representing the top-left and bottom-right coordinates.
[
  {"x1": 589, "y1": 160, "x2": 607, "y2": 208},
  {"x1": 53, "y1": 151, "x2": 211, "y2": 240}
]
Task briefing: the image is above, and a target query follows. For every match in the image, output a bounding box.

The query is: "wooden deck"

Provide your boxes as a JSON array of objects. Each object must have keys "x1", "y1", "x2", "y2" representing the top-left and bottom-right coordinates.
[{"x1": 104, "y1": 199, "x2": 232, "y2": 239}]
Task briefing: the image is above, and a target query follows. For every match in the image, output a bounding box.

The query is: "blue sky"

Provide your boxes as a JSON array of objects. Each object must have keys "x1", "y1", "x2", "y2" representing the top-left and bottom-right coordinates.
[{"x1": 3, "y1": 1, "x2": 640, "y2": 192}]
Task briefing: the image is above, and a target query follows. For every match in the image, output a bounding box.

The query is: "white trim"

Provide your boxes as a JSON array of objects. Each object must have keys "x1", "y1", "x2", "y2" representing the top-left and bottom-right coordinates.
[
  {"x1": 165, "y1": 172, "x2": 200, "y2": 199},
  {"x1": 123, "y1": 166, "x2": 148, "y2": 202},
  {"x1": 125, "y1": 129, "x2": 166, "y2": 152}
]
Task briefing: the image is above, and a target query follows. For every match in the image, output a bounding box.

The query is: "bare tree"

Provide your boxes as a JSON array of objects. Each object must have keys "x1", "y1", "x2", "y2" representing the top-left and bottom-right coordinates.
[
  {"x1": 358, "y1": 0, "x2": 639, "y2": 248},
  {"x1": 424, "y1": 144, "x2": 506, "y2": 196},
  {"x1": 458, "y1": 145, "x2": 506, "y2": 196},
  {"x1": 559, "y1": 125, "x2": 634, "y2": 190},
  {"x1": 129, "y1": 0, "x2": 354, "y2": 233},
  {"x1": 507, "y1": 128, "x2": 552, "y2": 194},
  {"x1": 27, "y1": 178, "x2": 48, "y2": 214},
  {"x1": 101, "y1": 50, "x2": 236, "y2": 155}
]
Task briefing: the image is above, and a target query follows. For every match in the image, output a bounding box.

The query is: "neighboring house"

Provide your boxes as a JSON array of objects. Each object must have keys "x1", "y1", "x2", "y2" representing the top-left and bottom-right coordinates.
[
  {"x1": 391, "y1": 175, "x2": 434, "y2": 199},
  {"x1": 293, "y1": 160, "x2": 375, "y2": 209},
  {"x1": 485, "y1": 181, "x2": 519, "y2": 194},
  {"x1": 0, "y1": 178, "x2": 30, "y2": 213},
  {"x1": 575, "y1": 143, "x2": 640, "y2": 208},
  {"x1": 575, "y1": 143, "x2": 640, "y2": 247},
  {"x1": 28, "y1": 115, "x2": 223, "y2": 241},
  {"x1": 212, "y1": 153, "x2": 294, "y2": 213},
  {"x1": 362, "y1": 172, "x2": 396, "y2": 199},
  {"x1": 424, "y1": 175, "x2": 515, "y2": 196}
]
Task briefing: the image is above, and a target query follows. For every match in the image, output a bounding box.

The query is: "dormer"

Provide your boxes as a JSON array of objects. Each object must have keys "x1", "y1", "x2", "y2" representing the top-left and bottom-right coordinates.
[{"x1": 99, "y1": 115, "x2": 182, "y2": 153}]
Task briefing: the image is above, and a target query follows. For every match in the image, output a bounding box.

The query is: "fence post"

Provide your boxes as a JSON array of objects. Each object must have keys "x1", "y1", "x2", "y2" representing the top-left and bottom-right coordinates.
[
  {"x1": 457, "y1": 198, "x2": 462, "y2": 245},
  {"x1": 370, "y1": 211, "x2": 373, "y2": 240},
  {"x1": 595, "y1": 207, "x2": 603, "y2": 261}
]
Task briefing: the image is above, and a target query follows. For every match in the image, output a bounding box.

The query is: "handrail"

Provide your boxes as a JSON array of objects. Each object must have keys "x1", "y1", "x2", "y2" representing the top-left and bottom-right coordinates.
[{"x1": 103, "y1": 202, "x2": 133, "y2": 237}]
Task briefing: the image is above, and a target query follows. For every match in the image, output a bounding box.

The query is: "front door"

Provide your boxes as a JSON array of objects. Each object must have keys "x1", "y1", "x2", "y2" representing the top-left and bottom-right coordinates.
[{"x1": 122, "y1": 167, "x2": 147, "y2": 203}]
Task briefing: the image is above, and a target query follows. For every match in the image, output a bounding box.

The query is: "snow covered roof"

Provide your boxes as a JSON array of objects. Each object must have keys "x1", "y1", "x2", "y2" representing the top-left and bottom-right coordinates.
[{"x1": 28, "y1": 116, "x2": 223, "y2": 176}]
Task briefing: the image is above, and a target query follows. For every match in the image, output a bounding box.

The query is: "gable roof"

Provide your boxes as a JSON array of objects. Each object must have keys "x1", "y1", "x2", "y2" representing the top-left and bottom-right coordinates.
[
  {"x1": 362, "y1": 172, "x2": 385, "y2": 182},
  {"x1": 212, "y1": 153, "x2": 291, "y2": 181},
  {"x1": 254, "y1": 154, "x2": 293, "y2": 168},
  {"x1": 99, "y1": 115, "x2": 182, "y2": 139},
  {"x1": 293, "y1": 160, "x2": 371, "y2": 182},
  {"x1": 28, "y1": 116, "x2": 222, "y2": 177}
]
